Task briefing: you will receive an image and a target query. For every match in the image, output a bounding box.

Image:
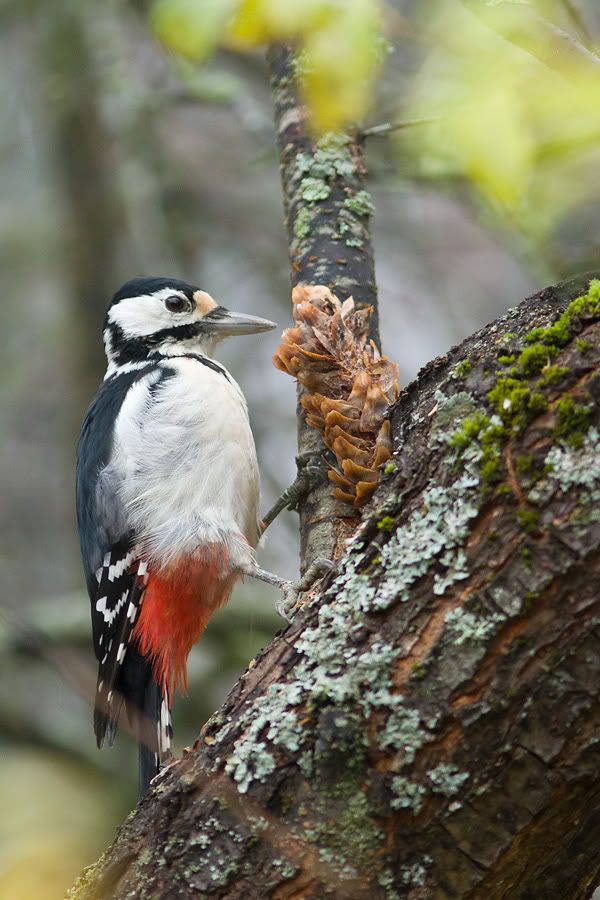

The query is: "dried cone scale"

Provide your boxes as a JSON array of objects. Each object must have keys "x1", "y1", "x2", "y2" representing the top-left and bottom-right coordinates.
[{"x1": 273, "y1": 284, "x2": 399, "y2": 508}]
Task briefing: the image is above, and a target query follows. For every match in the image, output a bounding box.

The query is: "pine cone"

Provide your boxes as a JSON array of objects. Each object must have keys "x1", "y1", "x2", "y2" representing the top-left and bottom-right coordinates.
[{"x1": 273, "y1": 284, "x2": 398, "y2": 508}]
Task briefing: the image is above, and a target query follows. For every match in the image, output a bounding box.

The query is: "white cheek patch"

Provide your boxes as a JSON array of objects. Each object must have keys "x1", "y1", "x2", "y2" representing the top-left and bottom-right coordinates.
[{"x1": 108, "y1": 290, "x2": 195, "y2": 337}]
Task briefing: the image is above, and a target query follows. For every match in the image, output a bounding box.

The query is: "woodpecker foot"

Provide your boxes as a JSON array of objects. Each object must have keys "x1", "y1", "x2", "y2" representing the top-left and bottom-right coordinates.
[
  {"x1": 276, "y1": 557, "x2": 335, "y2": 621},
  {"x1": 261, "y1": 451, "x2": 323, "y2": 531},
  {"x1": 237, "y1": 557, "x2": 334, "y2": 621}
]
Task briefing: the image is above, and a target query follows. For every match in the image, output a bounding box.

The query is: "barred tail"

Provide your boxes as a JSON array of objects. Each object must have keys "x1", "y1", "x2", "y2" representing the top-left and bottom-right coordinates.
[
  {"x1": 138, "y1": 679, "x2": 171, "y2": 798},
  {"x1": 118, "y1": 648, "x2": 172, "y2": 799}
]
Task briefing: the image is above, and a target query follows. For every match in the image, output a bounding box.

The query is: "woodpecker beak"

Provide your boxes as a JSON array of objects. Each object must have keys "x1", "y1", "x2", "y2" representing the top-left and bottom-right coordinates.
[{"x1": 204, "y1": 309, "x2": 277, "y2": 336}]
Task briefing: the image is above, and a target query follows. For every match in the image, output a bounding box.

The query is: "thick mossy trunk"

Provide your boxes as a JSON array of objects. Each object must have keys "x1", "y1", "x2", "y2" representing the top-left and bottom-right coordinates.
[{"x1": 70, "y1": 273, "x2": 600, "y2": 900}]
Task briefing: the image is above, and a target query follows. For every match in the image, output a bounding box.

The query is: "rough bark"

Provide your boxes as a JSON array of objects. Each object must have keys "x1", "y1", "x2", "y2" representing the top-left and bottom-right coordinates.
[
  {"x1": 267, "y1": 45, "x2": 380, "y2": 573},
  {"x1": 70, "y1": 271, "x2": 600, "y2": 900}
]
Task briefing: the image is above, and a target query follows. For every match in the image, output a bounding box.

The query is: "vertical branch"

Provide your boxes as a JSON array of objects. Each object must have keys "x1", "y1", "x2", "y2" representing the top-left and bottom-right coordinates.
[
  {"x1": 267, "y1": 44, "x2": 380, "y2": 572},
  {"x1": 41, "y1": 6, "x2": 127, "y2": 409}
]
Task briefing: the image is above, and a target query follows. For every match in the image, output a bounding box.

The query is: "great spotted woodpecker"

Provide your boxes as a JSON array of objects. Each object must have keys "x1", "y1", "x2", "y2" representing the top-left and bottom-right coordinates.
[{"x1": 76, "y1": 276, "x2": 301, "y2": 796}]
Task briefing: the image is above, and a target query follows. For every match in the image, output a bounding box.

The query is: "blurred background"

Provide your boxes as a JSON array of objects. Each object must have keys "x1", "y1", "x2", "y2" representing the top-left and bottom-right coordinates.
[{"x1": 1, "y1": 0, "x2": 599, "y2": 897}]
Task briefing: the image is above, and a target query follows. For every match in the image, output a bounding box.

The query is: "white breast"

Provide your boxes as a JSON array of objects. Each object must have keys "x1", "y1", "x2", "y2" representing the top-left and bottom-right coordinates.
[{"x1": 111, "y1": 357, "x2": 260, "y2": 567}]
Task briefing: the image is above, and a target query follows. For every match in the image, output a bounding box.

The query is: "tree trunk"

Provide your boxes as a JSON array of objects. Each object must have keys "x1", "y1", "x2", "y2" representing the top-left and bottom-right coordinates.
[
  {"x1": 69, "y1": 271, "x2": 600, "y2": 900},
  {"x1": 267, "y1": 45, "x2": 379, "y2": 573}
]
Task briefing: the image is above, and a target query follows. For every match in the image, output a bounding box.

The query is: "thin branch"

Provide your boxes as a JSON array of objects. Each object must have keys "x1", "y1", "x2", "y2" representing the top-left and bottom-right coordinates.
[
  {"x1": 360, "y1": 116, "x2": 438, "y2": 139},
  {"x1": 462, "y1": 0, "x2": 600, "y2": 79},
  {"x1": 558, "y1": 0, "x2": 595, "y2": 48}
]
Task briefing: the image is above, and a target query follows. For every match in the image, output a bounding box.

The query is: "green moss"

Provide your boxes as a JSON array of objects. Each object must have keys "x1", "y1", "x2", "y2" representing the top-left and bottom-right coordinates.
[
  {"x1": 521, "y1": 546, "x2": 531, "y2": 562},
  {"x1": 528, "y1": 392, "x2": 549, "y2": 414},
  {"x1": 525, "y1": 279, "x2": 600, "y2": 348},
  {"x1": 449, "y1": 410, "x2": 505, "y2": 486},
  {"x1": 384, "y1": 462, "x2": 396, "y2": 475},
  {"x1": 478, "y1": 279, "x2": 600, "y2": 453},
  {"x1": 518, "y1": 508, "x2": 540, "y2": 534},
  {"x1": 516, "y1": 454, "x2": 534, "y2": 474},
  {"x1": 410, "y1": 662, "x2": 427, "y2": 680},
  {"x1": 554, "y1": 396, "x2": 592, "y2": 449},
  {"x1": 495, "y1": 484, "x2": 513, "y2": 498},
  {"x1": 498, "y1": 354, "x2": 516, "y2": 365},
  {"x1": 343, "y1": 190, "x2": 375, "y2": 217},
  {"x1": 481, "y1": 457, "x2": 501, "y2": 484},
  {"x1": 431, "y1": 390, "x2": 477, "y2": 436},
  {"x1": 518, "y1": 343, "x2": 556, "y2": 377},
  {"x1": 377, "y1": 516, "x2": 396, "y2": 532},
  {"x1": 487, "y1": 376, "x2": 547, "y2": 429},
  {"x1": 449, "y1": 410, "x2": 490, "y2": 452},
  {"x1": 576, "y1": 338, "x2": 592, "y2": 353},
  {"x1": 539, "y1": 365, "x2": 569, "y2": 386},
  {"x1": 452, "y1": 359, "x2": 472, "y2": 379}
]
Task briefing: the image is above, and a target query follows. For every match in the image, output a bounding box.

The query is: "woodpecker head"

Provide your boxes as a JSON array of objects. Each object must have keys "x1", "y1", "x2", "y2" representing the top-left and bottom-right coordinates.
[{"x1": 103, "y1": 276, "x2": 277, "y2": 370}]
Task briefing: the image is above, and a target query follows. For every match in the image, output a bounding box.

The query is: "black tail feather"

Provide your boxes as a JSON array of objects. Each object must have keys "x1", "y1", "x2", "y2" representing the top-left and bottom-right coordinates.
[
  {"x1": 122, "y1": 650, "x2": 171, "y2": 799},
  {"x1": 138, "y1": 678, "x2": 162, "y2": 798},
  {"x1": 94, "y1": 640, "x2": 172, "y2": 799}
]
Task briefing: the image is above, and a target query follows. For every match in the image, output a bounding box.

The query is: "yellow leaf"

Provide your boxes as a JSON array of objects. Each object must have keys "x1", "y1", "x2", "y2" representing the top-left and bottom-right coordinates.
[
  {"x1": 151, "y1": 0, "x2": 236, "y2": 61},
  {"x1": 301, "y1": 1, "x2": 383, "y2": 132},
  {"x1": 226, "y1": 0, "x2": 337, "y2": 47}
]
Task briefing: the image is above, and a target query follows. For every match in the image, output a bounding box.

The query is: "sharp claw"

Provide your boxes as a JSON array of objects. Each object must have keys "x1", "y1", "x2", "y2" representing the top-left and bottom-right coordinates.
[
  {"x1": 149, "y1": 757, "x2": 178, "y2": 787},
  {"x1": 275, "y1": 558, "x2": 335, "y2": 621},
  {"x1": 276, "y1": 600, "x2": 295, "y2": 622},
  {"x1": 276, "y1": 581, "x2": 299, "y2": 621}
]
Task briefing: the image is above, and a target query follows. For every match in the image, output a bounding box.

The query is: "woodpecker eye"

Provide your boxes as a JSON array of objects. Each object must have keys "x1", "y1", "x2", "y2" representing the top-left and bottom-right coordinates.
[{"x1": 165, "y1": 295, "x2": 188, "y2": 313}]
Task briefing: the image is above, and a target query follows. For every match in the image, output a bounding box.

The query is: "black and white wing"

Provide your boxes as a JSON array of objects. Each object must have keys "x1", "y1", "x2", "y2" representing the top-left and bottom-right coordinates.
[{"x1": 76, "y1": 364, "x2": 172, "y2": 792}]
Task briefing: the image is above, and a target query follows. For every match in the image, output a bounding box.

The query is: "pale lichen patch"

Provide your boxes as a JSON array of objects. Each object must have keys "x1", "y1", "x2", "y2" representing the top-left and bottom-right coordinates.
[
  {"x1": 528, "y1": 428, "x2": 600, "y2": 522},
  {"x1": 428, "y1": 764, "x2": 470, "y2": 796},
  {"x1": 444, "y1": 608, "x2": 504, "y2": 645},
  {"x1": 390, "y1": 775, "x2": 426, "y2": 813},
  {"x1": 373, "y1": 473, "x2": 480, "y2": 609}
]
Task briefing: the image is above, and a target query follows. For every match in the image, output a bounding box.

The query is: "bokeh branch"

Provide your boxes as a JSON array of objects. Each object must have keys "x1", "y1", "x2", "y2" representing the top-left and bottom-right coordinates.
[{"x1": 463, "y1": 0, "x2": 600, "y2": 78}]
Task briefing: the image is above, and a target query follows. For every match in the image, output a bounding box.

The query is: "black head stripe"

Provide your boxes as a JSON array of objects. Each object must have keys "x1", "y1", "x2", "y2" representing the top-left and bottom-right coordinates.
[
  {"x1": 105, "y1": 321, "x2": 217, "y2": 367},
  {"x1": 110, "y1": 276, "x2": 199, "y2": 306},
  {"x1": 178, "y1": 353, "x2": 230, "y2": 380}
]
